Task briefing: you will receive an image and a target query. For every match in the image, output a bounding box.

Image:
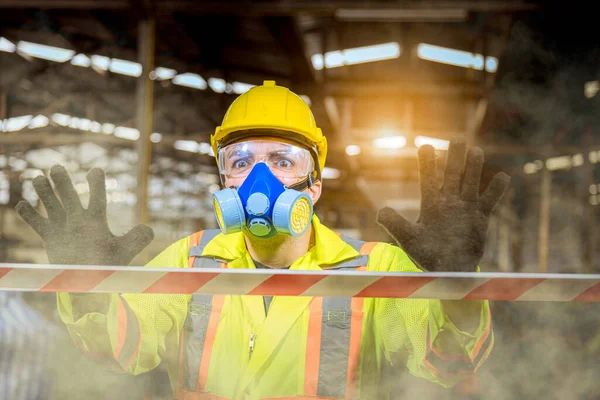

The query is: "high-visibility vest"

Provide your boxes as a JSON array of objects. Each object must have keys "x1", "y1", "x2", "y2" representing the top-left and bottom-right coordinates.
[{"x1": 177, "y1": 229, "x2": 377, "y2": 400}]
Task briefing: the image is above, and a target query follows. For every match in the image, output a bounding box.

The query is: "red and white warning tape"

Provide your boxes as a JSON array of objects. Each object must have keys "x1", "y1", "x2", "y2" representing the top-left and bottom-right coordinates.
[{"x1": 0, "y1": 263, "x2": 599, "y2": 302}]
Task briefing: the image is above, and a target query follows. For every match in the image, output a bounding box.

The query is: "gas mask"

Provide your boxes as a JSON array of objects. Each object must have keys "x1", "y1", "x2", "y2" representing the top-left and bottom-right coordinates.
[{"x1": 212, "y1": 139, "x2": 315, "y2": 238}]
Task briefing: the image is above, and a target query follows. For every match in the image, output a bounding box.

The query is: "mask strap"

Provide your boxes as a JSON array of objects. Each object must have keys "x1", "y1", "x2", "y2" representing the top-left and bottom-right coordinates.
[{"x1": 287, "y1": 174, "x2": 316, "y2": 192}]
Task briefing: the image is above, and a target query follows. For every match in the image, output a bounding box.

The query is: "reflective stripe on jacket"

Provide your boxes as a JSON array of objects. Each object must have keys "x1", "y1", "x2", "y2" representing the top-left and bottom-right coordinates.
[
  {"x1": 178, "y1": 229, "x2": 373, "y2": 400},
  {"x1": 57, "y1": 215, "x2": 493, "y2": 400}
]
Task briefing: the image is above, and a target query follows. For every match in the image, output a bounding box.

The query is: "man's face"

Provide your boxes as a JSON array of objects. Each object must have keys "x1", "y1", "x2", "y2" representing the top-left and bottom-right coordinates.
[{"x1": 219, "y1": 137, "x2": 322, "y2": 204}]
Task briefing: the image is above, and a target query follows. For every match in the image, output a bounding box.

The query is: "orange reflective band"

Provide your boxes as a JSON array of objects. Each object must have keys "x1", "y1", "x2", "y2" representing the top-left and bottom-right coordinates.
[
  {"x1": 188, "y1": 231, "x2": 205, "y2": 268},
  {"x1": 345, "y1": 296, "x2": 364, "y2": 398},
  {"x1": 470, "y1": 303, "x2": 492, "y2": 360},
  {"x1": 113, "y1": 297, "x2": 127, "y2": 359},
  {"x1": 112, "y1": 297, "x2": 142, "y2": 370},
  {"x1": 196, "y1": 294, "x2": 225, "y2": 391},
  {"x1": 359, "y1": 241, "x2": 377, "y2": 256},
  {"x1": 304, "y1": 297, "x2": 323, "y2": 396}
]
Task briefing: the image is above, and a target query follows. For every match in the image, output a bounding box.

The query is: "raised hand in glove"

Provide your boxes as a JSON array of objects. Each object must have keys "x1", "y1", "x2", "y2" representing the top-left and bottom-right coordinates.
[
  {"x1": 15, "y1": 165, "x2": 154, "y2": 266},
  {"x1": 377, "y1": 138, "x2": 510, "y2": 272}
]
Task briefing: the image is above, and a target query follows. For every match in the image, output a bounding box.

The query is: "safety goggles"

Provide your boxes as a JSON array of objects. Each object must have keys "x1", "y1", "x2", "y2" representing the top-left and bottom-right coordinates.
[{"x1": 218, "y1": 139, "x2": 315, "y2": 180}]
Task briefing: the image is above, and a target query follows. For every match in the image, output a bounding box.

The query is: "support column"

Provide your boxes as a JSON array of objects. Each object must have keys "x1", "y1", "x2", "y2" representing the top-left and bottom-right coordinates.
[
  {"x1": 538, "y1": 166, "x2": 551, "y2": 273},
  {"x1": 135, "y1": 19, "x2": 156, "y2": 227},
  {"x1": 0, "y1": 92, "x2": 7, "y2": 120}
]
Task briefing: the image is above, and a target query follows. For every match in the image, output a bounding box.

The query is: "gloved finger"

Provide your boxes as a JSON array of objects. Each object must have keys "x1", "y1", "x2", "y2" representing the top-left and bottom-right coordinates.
[
  {"x1": 119, "y1": 224, "x2": 155, "y2": 264},
  {"x1": 50, "y1": 164, "x2": 83, "y2": 216},
  {"x1": 442, "y1": 138, "x2": 466, "y2": 196},
  {"x1": 32, "y1": 175, "x2": 66, "y2": 222},
  {"x1": 460, "y1": 147, "x2": 484, "y2": 201},
  {"x1": 15, "y1": 200, "x2": 50, "y2": 237},
  {"x1": 418, "y1": 145, "x2": 440, "y2": 209},
  {"x1": 87, "y1": 168, "x2": 107, "y2": 218},
  {"x1": 480, "y1": 172, "x2": 511, "y2": 216},
  {"x1": 376, "y1": 207, "x2": 418, "y2": 245}
]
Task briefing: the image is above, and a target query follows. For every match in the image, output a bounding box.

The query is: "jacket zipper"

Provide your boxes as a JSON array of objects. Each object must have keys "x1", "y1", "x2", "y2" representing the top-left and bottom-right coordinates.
[{"x1": 248, "y1": 333, "x2": 257, "y2": 359}]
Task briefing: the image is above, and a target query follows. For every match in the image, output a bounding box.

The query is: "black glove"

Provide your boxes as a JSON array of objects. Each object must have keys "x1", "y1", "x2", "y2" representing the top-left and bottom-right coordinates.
[
  {"x1": 377, "y1": 138, "x2": 510, "y2": 272},
  {"x1": 15, "y1": 165, "x2": 154, "y2": 266}
]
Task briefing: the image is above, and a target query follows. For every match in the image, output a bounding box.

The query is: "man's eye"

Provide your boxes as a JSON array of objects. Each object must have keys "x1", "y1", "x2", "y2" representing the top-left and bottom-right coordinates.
[
  {"x1": 276, "y1": 159, "x2": 293, "y2": 168},
  {"x1": 233, "y1": 159, "x2": 250, "y2": 169}
]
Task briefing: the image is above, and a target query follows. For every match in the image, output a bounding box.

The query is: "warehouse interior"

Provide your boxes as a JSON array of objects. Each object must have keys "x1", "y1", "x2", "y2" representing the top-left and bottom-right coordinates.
[{"x1": 0, "y1": 1, "x2": 599, "y2": 399}]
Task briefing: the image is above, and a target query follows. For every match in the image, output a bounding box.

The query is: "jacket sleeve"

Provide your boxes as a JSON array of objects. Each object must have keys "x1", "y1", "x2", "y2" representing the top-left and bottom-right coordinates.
[
  {"x1": 56, "y1": 236, "x2": 192, "y2": 375},
  {"x1": 370, "y1": 242, "x2": 493, "y2": 388}
]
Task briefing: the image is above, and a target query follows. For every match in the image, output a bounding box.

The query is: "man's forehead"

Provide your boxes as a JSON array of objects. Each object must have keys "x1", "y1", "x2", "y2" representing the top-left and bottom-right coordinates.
[{"x1": 225, "y1": 138, "x2": 306, "y2": 155}]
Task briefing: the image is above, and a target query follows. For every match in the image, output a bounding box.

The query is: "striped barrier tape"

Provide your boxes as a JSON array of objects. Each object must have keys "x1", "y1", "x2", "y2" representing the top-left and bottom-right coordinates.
[{"x1": 0, "y1": 263, "x2": 599, "y2": 302}]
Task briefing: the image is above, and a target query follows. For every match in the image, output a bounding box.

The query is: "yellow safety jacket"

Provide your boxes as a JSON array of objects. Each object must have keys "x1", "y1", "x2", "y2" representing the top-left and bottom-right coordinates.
[{"x1": 57, "y1": 215, "x2": 493, "y2": 400}]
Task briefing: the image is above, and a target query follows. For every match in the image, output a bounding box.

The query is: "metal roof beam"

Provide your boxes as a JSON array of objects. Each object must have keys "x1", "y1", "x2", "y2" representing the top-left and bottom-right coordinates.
[{"x1": 0, "y1": 1, "x2": 541, "y2": 13}]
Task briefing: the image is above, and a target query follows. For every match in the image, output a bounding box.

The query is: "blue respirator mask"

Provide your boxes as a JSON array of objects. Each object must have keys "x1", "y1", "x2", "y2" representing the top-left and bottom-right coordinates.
[{"x1": 211, "y1": 140, "x2": 317, "y2": 238}]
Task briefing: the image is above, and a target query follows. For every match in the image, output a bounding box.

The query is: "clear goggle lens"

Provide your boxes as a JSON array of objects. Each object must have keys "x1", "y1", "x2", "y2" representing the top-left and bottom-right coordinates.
[{"x1": 218, "y1": 140, "x2": 314, "y2": 180}]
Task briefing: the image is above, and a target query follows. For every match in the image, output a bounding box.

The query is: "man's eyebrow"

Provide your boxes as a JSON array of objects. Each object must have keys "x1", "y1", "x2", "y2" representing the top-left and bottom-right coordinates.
[{"x1": 226, "y1": 148, "x2": 254, "y2": 157}]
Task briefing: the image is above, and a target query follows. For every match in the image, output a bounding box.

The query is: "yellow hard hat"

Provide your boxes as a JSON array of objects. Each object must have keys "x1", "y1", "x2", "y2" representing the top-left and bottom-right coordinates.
[{"x1": 211, "y1": 80, "x2": 327, "y2": 178}]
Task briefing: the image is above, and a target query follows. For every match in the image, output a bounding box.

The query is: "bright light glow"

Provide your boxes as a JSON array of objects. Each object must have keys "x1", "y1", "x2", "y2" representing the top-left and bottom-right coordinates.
[
  {"x1": 102, "y1": 123, "x2": 115, "y2": 134},
  {"x1": 174, "y1": 140, "x2": 199, "y2": 153},
  {"x1": 28, "y1": 115, "x2": 49, "y2": 129},
  {"x1": 153, "y1": 67, "x2": 177, "y2": 80},
  {"x1": 208, "y1": 78, "x2": 227, "y2": 93},
  {"x1": 21, "y1": 168, "x2": 44, "y2": 180},
  {"x1": 373, "y1": 135, "x2": 406, "y2": 149},
  {"x1": 90, "y1": 121, "x2": 102, "y2": 133},
  {"x1": 300, "y1": 95, "x2": 312, "y2": 106},
  {"x1": 76, "y1": 118, "x2": 92, "y2": 131},
  {"x1": 232, "y1": 81, "x2": 255, "y2": 94},
  {"x1": 172, "y1": 73, "x2": 207, "y2": 90},
  {"x1": 150, "y1": 132, "x2": 163, "y2": 143},
  {"x1": 417, "y1": 43, "x2": 498, "y2": 73},
  {"x1": 91, "y1": 55, "x2": 110, "y2": 71},
  {"x1": 585, "y1": 81, "x2": 599, "y2": 99},
  {"x1": 591, "y1": 195, "x2": 599, "y2": 206},
  {"x1": 485, "y1": 58, "x2": 498, "y2": 72},
  {"x1": 589, "y1": 151, "x2": 599, "y2": 164},
  {"x1": 52, "y1": 113, "x2": 71, "y2": 126},
  {"x1": 523, "y1": 163, "x2": 538, "y2": 174},
  {"x1": 572, "y1": 153, "x2": 584, "y2": 167},
  {"x1": 74, "y1": 182, "x2": 89, "y2": 195},
  {"x1": 114, "y1": 126, "x2": 140, "y2": 141},
  {"x1": 546, "y1": 155, "x2": 572, "y2": 171},
  {"x1": 322, "y1": 167, "x2": 341, "y2": 180},
  {"x1": 0, "y1": 37, "x2": 16, "y2": 53},
  {"x1": 590, "y1": 184, "x2": 598, "y2": 195},
  {"x1": 106, "y1": 178, "x2": 119, "y2": 190},
  {"x1": 68, "y1": 117, "x2": 81, "y2": 129},
  {"x1": 343, "y1": 43, "x2": 401, "y2": 65},
  {"x1": 414, "y1": 135, "x2": 450, "y2": 150},
  {"x1": 198, "y1": 142, "x2": 213, "y2": 155},
  {"x1": 312, "y1": 42, "x2": 400, "y2": 70},
  {"x1": 109, "y1": 58, "x2": 142, "y2": 77},
  {"x1": 9, "y1": 156, "x2": 27, "y2": 171},
  {"x1": 324, "y1": 51, "x2": 344, "y2": 69},
  {"x1": 17, "y1": 41, "x2": 74, "y2": 63},
  {"x1": 2, "y1": 115, "x2": 33, "y2": 132},
  {"x1": 311, "y1": 54, "x2": 324, "y2": 70},
  {"x1": 71, "y1": 53, "x2": 91, "y2": 67},
  {"x1": 345, "y1": 145, "x2": 361, "y2": 156}
]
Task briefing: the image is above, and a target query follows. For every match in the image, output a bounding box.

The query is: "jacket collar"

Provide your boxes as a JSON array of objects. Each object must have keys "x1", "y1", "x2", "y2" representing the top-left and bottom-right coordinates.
[{"x1": 201, "y1": 215, "x2": 361, "y2": 270}]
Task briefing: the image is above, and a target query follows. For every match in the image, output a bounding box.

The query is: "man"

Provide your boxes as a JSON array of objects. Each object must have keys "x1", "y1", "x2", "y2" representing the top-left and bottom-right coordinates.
[{"x1": 16, "y1": 81, "x2": 510, "y2": 399}]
